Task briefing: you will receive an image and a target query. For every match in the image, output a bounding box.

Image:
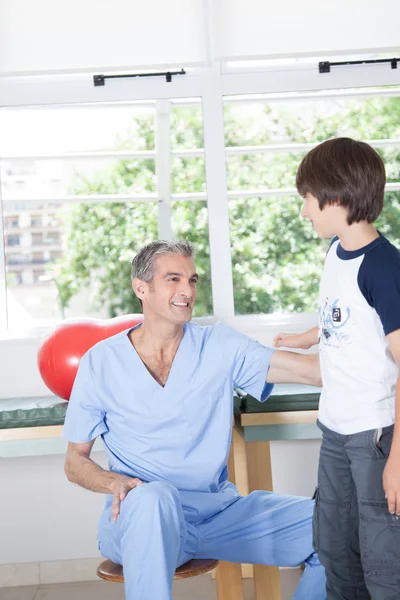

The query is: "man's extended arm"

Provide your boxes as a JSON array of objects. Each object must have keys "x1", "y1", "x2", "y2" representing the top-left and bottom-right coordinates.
[
  {"x1": 266, "y1": 350, "x2": 322, "y2": 387},
  {"x1": 65, "y1": 441, "x2": 143, "y2": 521}
]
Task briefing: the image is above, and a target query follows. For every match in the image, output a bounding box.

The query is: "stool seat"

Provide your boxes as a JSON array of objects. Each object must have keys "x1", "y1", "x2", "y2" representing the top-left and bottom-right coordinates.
[{"x1": 97, "y1": 558, "x2": 219, "y2": 583}]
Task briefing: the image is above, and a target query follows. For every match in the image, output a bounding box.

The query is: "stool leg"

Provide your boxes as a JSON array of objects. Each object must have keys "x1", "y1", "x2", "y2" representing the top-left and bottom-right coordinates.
[{"x1": 246, "y1": 441, "x2": 282, "y2": 600}]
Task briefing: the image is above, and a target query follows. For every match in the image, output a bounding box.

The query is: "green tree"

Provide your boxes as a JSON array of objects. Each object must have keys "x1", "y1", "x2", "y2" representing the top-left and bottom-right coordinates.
[{"x1": 56, "y1": 97, "x2": 400, "y2": 317}]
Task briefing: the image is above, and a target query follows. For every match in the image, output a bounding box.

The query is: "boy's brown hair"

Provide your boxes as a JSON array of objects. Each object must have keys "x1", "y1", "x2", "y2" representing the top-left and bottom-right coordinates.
[{"x1": 296, "y1": 137, "x2": 386, "y2": 225}]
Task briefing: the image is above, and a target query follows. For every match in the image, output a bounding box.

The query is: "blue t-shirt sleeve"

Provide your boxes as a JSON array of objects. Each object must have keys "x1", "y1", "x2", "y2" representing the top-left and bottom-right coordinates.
[
  {"x1": 328, "y1": 236, "x2": 339, "y2": 254},
  {"x1": 358, "y1": 243, "x2": 400, "y2": 336},
  {"x1": 217, "y1": 324, "x2": 274, "y2": 402},
  {"x1": 62, "y1": 350, "x2": 108, "y2": 443}
]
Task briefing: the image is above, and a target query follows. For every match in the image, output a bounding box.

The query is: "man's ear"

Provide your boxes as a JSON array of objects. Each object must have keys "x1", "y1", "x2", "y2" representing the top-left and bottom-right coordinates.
[{"x1": 132, "y1": 278, "x2": 146, "y2": 301}]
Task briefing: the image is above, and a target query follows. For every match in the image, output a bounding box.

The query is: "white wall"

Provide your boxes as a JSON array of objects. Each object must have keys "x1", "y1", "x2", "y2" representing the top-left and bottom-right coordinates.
[
  {"x1": 0, "y1": 336, "x2": 51, "y2": 399},
  {"x1": 2, "y1": 0, "x2": 400, "y2": 76},
  {"x1": 214, "y1": 0, "x2": 400, "y2": 60},
  {"x1": 0, "y1": 0, "x2": 207, "y2": 75},
  {"x1": 0, "y1": 442, "x2": 320, "y2": 565},
  {"x1": 0, "y1": 452, "x2": 107, "y2": 564}
]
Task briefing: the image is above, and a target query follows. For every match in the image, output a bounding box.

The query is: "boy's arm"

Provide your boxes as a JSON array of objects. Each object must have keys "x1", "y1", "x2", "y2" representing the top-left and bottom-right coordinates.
[
  {"x1": 274, "y1": 326, "x2": 319, "y2": 349},
  {"x1": 383, "y1": 329, "x2": 400, "y2": 515}
]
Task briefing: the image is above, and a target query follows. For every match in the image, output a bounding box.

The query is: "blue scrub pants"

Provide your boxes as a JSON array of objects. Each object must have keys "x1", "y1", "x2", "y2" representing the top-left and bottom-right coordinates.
[{"x1": 98, "y1": 481, "x2": 326, "y2": 600}]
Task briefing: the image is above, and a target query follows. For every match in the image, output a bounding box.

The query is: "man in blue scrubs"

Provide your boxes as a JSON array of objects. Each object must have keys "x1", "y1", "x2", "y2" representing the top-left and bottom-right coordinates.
[{"x1": 63, "y1": 240, "x2": 325, "y2": 600}]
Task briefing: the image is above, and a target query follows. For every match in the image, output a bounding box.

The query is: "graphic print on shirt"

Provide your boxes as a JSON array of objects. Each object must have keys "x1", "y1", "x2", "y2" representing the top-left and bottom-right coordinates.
[{"x1": 319, "y1": 297, "x2": 352, "y2": 348}]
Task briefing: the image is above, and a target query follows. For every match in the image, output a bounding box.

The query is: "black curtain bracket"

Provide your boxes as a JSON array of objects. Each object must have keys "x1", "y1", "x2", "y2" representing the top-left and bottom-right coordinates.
[
  {"x1": 319, "y1": 58, "x2": 399, "y2": 74},
  {"x1": 94, "y1": 69, "x2": 186, "y2": 87}
]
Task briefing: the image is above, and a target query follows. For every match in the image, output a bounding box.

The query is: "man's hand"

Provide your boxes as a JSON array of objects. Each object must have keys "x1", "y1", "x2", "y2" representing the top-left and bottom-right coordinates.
[
  {"x1": 383, "y1": 454, "x2": 400, "y2": 515},
  {"x1": 64, "y1": 442, "x2": 144, "y2": 519},
  {"x1": 110, "y1": 475, "x2": 144, "y2": 522}
]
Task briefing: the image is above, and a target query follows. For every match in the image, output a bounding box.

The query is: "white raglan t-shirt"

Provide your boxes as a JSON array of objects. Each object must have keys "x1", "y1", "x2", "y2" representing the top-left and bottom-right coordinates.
[{"x1": 318, "y1": 235, "x2": 400, "y2": 435}]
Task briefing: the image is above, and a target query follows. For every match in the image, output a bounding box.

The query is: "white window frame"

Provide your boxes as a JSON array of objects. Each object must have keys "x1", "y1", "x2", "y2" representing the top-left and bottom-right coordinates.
[
  {"x1": 0, "y1": 69, "x2": 235, "y2": 335},
  {"x1": 1, "y1": 62, "x2": 400, "y2": 341},
  {"x1": 0, "y1": 178, "x2": 7, "y2": 332}
]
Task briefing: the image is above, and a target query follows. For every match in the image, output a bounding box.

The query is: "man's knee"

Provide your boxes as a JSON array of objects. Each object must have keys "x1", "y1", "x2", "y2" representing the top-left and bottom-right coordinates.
[
  {"x1": 120, "y1": 481, "x2": 180, "y2": 516},
  {"x1": 248, "y1": 489, "x2": 313, "y2": 515},
  {"x1": 144, "y1": 481, "x2": 180, "y2": 504},
  {"x1": 244, "y1": 491, "x2": 316, "y2": 566}
]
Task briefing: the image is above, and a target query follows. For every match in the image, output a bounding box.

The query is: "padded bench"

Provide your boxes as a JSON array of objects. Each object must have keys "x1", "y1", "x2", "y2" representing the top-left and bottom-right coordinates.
[{"x1": 0, "y1": 385, "x2": 319, "y2": 430}]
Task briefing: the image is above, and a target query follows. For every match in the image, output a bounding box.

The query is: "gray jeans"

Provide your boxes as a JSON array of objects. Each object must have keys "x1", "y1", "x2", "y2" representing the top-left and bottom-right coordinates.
[{"x1": 314, "y1": 420, "x2": 400, "y2": 600}]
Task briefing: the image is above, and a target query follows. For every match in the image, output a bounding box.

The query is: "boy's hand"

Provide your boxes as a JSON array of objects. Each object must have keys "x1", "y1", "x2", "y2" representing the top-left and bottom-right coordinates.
[
  {"x1": 383, "y1": 455, "x2": 400, "y2": 514},
  {"x1": 274, "y1": 333, "x2": 307, "y2": 349}
]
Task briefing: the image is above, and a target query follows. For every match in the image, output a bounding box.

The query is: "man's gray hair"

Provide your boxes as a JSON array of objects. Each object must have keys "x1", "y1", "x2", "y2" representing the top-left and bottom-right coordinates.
[{"x1": 131, "y1": 240, "x2": 195, "y2": 282}]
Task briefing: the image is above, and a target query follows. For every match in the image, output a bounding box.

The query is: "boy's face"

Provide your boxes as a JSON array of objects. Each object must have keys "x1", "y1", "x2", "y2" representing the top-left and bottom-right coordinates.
[{"x1": 301, "y1": 192, "x2": 347, "y2": 238}]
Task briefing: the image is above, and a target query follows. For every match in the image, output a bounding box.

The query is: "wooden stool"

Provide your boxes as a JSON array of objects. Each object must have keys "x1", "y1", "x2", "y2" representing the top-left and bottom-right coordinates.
[{"x1": 97, "y1": 557, "x2": 219, "y2": 583}]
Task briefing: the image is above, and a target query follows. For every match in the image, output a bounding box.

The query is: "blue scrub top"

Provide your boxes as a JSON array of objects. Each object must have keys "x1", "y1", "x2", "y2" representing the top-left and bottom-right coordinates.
[{"x1": 63, "y1": 322, "x2": 274, "y2": 493}]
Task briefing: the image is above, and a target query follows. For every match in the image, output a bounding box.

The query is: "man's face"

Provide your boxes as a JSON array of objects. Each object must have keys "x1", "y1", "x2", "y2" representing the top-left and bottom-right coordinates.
[
  {"x1": 136, "y1": 253, "x2": 198, "y2": 324},
  {"x1": 301, "y1": 192, "x2": 346, "y2": 238}
]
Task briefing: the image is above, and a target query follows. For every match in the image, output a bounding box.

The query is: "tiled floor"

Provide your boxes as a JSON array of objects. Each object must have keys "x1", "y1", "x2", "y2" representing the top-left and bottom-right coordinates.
[{"x1": 1, "y1": 568, "x2": 302, "y2": 600}]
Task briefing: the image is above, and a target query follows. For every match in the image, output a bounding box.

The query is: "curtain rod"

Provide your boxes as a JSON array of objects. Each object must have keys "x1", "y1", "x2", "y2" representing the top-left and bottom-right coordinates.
[{"x1": 94, "y1": 69, "x2": 186, "y2": 86}]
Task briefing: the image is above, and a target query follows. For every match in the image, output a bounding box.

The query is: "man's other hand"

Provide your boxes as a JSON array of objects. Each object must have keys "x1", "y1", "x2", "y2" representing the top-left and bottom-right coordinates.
[{"x1": 110, "y1": 475, "x2": 144, "y2": 522}]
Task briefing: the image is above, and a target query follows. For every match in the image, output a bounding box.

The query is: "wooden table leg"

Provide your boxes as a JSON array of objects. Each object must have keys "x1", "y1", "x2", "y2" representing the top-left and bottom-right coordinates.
[
  {"x1": 246, "y1": 441, "x2": 282, "y2": 600},
  {"x1": 215, "y1": 428, "x2": 243, "y2": 600},
  {"x1": 231, "y1": 421, "x2": 254, "y2": 579},
  {"x1": 216, "y1": 561, "x2": 244, "y2": 600}
]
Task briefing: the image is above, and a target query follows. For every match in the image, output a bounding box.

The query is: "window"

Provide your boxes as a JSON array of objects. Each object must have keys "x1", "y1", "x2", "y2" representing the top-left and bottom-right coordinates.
[
  {"x1": 1, "y1": 66, "x2": 400, "y2": 336},
  {"x1": 31, "y1": 233, "x2": 43, "y2": 245},
  {"x1": 30, "y1": 216, "x2": 43, "y2": 228},
  {"x1": 5, "y1": 215, "x2": 19, "y2": 229},
  {"x1": 5, "y1": 234, "x2": 20, "y2": 247},
  {"x1": 223, "y1": 87, "x2": 400, "y2": 315},
  {"x1": 7, "y1": 252, "x2": 28, "y2": 265},
  {"x1": 0, "y1": 98, "x2": 212, "y2": 330},
  {"x1": 42, "y1": 232, "x2": 61, "y2": 245}
]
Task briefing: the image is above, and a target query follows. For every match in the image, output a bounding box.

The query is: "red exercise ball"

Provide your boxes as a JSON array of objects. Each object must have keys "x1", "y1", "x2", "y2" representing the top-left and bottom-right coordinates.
[{"x1": 38, "y1": 314, "x2": 143, "y2": 401}]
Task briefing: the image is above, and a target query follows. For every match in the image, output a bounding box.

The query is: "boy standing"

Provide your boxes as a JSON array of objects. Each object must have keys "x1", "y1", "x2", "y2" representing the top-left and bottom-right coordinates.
[{"x1": 275, "y1": 138, "x2": 400, "y2": 600}]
